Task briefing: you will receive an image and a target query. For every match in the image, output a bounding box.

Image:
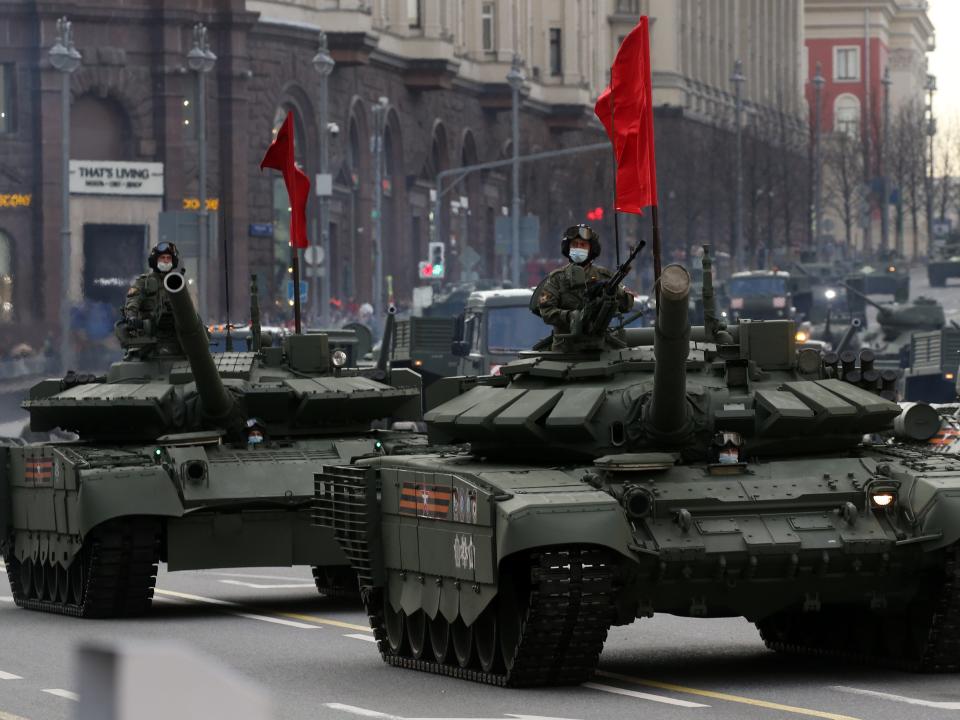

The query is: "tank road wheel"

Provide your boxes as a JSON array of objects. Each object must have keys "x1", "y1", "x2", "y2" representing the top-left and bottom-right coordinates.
[
  {"x1": 405, "y1": 610, "x2": 430, "y2": 660},
  {"x1": 68, "y1": 551, "x2": 87, "y2": 606},
  {"x1": 18, "y1": 557, "x2": 34, "y2": 600},
  {"x1": 475, "y1": 603, "x2": 503, "y2": 673},
  {"x1": 33, "y1": 559, "x2": 47, "y2": 601},
  {"x1": 451, "y1": 617, "x2": 475, "y2": 669},
  {"x1": 383, "y1": 596, "x2": 408, "y2": 655},
  {"x1": 55, "y1": 563, "x2": 69, "y2": 604},
  {"x1": 428, "y1": 613, "x2": 451, "y2": 663},
  {"x1": 497, "y1": 565, "x2": 527, "y2": 674},
  {"x1": 43, "y1": 560, "x2": 57, "y2": 602}
]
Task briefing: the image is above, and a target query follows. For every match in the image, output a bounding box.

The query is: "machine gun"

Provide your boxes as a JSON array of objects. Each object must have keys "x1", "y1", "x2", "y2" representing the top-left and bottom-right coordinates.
[{"x1": 572, "y1": 240, "x2": 647, "y2": 337}]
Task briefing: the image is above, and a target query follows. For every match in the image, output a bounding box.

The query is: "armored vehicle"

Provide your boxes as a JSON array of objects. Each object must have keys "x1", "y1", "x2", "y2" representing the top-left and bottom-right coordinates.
[
  {"x1": 317, "y1": 247, "x2": 959, "y2": 686},
  {"x1": 902, "y1": 328, "x2": 960, "y2": 403},
  {"x1": 390, "y1": 316, "x2": 459, "y2": 389},
  {"x1": 927, "y1": 230, "x2": 960, "y2": 287},
  {"x1": 846, "y1": 255, "x2": 910, "y2": 302},
  {"x1": 725, "y1": 269, "x2": 794, "y2": 322},
  {"x1": 1, "y1": 272, "x2": 421, "y2": 617},
  {"x1": 452, "y1": 289, "x2": 542, "y2": 377}
]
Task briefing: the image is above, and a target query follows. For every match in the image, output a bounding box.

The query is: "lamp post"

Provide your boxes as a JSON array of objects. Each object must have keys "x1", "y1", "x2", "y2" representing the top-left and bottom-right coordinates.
[
  {"x1": 312, "y1": 31, "x2": 335, "y2": 326},
  {"x1": 812, "y1": 62, "x2": 825, "y2": 257},
  {"x1": 925, "y1": 73, "x2": 937, "y2": 256},
  {"x1": 371, "y1": 96, "x2": 388, "y2": 327},
  {"x1": 186, "y1": 23, "x2": 216, "y2": 323},
  {"x1": 507, "y1": 54, "x2": 525, "y2": 287},
  {"x1": 730, "y1": 60, "x2": 745, "y2": 270},
  {"x1": 49, "y1": 16, "x2": 81, "y2": 374},
  {"x1": 880, "y1": 66, "x2": 891, "y2": 256}
]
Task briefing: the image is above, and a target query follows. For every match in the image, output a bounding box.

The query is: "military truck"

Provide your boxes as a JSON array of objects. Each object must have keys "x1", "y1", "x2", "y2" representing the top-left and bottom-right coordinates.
[
  {"x1": 1, "y1": 272, "x2": 421, "y2": 617},
  {"x1": 451, "y1": 289, "x2": 543, "y2": 377},
  {"x1": 902, "y1": 328, "x2": 960, "y2": 403},
  {"x1": 725, "y1": 269, "x2": 794, "y2": 322},
  {"x1": 317, "y1": 247, "x2": 959, "y2": 686},
  {"x1": 927, "y1": 230, "x2": 960, "y2": 287}
]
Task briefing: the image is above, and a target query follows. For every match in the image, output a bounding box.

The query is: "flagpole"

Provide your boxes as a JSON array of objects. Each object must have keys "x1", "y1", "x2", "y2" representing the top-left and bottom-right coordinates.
[
  {"x1": 609, "y1": 88, "x2": 621, "y2": 267},
  {"x1": 222, "y1": 206, "x2": 233, "y2": 351},
  {"x1": 291, "y1": 246, "x2": 302, "y2": 334}
]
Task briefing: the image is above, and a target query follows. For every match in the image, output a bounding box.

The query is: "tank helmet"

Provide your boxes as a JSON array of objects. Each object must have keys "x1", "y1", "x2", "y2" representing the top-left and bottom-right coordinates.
[
  {"x1": 561, "y1": 224, "x2": 601, "y2": 263},
  {"x1": 245, "y1": 417, "x2": 266, "y2": 432},
  {"x1": 148, "y1": 242, "x2": 180, "y2": 272}
]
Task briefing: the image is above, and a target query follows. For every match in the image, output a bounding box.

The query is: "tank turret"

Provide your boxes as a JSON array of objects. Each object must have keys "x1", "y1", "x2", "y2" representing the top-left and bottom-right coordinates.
[
  {"x1": 163, "y1": 271, "x2": 239, "y2": 430},
  {"x1": 843, "y1": 281, "x2": 944, "y2": 340}
]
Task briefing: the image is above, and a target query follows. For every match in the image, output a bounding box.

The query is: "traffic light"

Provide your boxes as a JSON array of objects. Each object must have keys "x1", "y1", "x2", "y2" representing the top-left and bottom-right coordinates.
[
  {"x1": 586, "y1": 206, "x2": 604, "y2": 222},
  {"x1": 427, "y1": 242, "x2": 445, "y2": 279}
]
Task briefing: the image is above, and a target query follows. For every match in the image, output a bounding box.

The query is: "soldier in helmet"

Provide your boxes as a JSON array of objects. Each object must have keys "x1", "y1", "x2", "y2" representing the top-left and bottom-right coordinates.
[
  {"x1": 116, "y1": 242, "x2": 183, "y2": 356},
  {"x1": 535, "y1": 224, "x2": 634, "y2": 350}
]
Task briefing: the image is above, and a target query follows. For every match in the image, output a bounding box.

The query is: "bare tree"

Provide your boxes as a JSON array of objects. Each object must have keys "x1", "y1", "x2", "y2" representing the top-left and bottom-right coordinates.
[{"x1": 823, "y1": 129, "x2": 864, "y2": 255}]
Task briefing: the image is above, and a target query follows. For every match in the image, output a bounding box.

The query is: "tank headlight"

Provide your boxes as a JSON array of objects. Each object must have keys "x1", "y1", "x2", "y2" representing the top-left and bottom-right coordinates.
[
  {"x1": 795, "y1": 331, "x2": 808, "y2": 343},
  {"x1": 946, "y1": 372, "x2": 956, "y2": 381},
  {"x1": 413, "y1": 359, "x2": 423, "y2": 367},
  {"x1": 331, "y1": 350, "x2": 348, "y2": 367},
  {"x1": 870, "y1": 492, "x2": 896, "y2": 509},
  {"x1": 824, "y1": 289, "x2": 837, "y2": 300},
  {"x1": 887, "y1": 265, "x2": 896, "y2": 273}
]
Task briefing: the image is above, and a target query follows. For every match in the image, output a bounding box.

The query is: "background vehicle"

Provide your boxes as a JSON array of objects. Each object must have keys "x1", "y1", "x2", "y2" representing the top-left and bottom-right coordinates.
[
  {"x1": 726, "y1": 269, "x2": 794, "y2": 322},
  {"x1": 451, "y1": 289, "x2": 541, "y2": 376}
]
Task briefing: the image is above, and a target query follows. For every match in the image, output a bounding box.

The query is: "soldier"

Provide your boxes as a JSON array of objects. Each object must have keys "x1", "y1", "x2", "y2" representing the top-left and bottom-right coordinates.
[
  {"x1": 117, "y1": 242, "x2": 182, "y2": 355},
  {"x1": 536, "y1": 224, "x2": 634, "y2": 350}
]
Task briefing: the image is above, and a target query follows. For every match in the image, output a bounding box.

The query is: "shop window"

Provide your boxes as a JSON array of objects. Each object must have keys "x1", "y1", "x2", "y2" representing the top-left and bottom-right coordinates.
[{"x1": 0, "y1": 65, "x2": 15, "y2": 134}]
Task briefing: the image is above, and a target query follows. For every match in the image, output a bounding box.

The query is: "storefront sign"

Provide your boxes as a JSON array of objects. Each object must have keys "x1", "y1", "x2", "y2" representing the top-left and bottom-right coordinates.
[
  {"x1": 182, "y1": 197, "x2": 219, "y2": 211},
  {"x1": 0, "y1": 193, "x2": 31, "y2": 208},
  {"x1": 69, "y1": 160, "x2": 164, "y2": 196},
  {"x1": 249, "y1": 223, "x2": 273, "y2": 237}
]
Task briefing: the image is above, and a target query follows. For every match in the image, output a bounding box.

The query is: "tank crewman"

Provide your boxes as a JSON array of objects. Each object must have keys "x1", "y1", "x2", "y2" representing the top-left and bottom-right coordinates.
[
  {"x1": 116, "y1": 242, "x2": 183, "y2": 355},
  {"x1": 536, "y1": 224, "x2": 634, "y2": 350},
  {"x1": 244, "y1": 417, "x2": 267, "y2": 448}
]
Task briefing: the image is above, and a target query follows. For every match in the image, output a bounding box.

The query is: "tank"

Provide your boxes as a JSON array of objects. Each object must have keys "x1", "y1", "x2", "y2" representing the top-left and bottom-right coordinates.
[
  {"x1": 846, "y1": 255, "x2": 910, "y2": 302},
  {"x1": 0, "y1": 271, "x2": 421, "y2": 617},
  {"x1": 927, "y1": 230, "x2": 960, "y2": 287},
  {"x1": 316, "y1": 246, "x2": 960, "y2": 686}
]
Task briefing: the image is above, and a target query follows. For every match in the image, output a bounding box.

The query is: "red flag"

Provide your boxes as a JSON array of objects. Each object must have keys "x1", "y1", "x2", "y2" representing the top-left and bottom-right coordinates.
[
  {"x1": 260, "y1": 110, "x2": 311, "y2": 249},
  {"x1": 594, "y1": 17, "x2": 658, "y2": 214}
]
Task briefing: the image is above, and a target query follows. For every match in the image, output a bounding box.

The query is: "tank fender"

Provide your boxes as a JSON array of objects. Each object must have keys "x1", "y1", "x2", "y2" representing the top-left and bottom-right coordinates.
[
  {"x1": 916, "y1": 489, "x2": 960, "y2": 551},
  {"x1": 494, "y1": 495, "x2": 635, "y2": 564},
  {"x1": 77, "y1": 465, "x2": 184, "y2": 536}
]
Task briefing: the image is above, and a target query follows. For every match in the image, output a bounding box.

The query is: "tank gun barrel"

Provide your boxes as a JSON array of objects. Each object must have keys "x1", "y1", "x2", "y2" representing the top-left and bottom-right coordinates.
[
  {"x1": 645, "y1": 264, "x2": 692, "y2": 439},
  {"x1": 841, "y1": 281, "x2": 886, "y2": 312},
  {"x1": 164, "y1": 272, "x2": 236, "y2": 423},
  {"x1": 376, "y1": 305, "x2": 398, "y2": 376}
]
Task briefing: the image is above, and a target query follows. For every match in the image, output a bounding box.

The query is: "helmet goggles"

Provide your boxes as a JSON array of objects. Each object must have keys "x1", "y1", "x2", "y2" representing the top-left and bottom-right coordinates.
[{"x1": 564, "y1": 224, "x2": 597, "y2": 242}]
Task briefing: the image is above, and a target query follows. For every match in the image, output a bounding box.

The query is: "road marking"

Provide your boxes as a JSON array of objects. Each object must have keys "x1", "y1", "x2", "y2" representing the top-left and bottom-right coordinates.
[
  {"x1": 582, "y1": 681, "x2": 708, "y2": 708},
  {"x1": 218, "y1": 579, "x2": 317, "y2": 590},
  {"x1": 0, "y1": 710, "x2": 30, "y2": 720},
  {"x1": 0, "y1": 597, "x2": 13, "y2": 603},
  {"x1": 206, "y1": 571, "x2": 314, "y2": 582},
  {"x1": 154, "y1": 589, "x2": 369, "y2": 631},
  {"x1": 595, "y1": 671, "x2": 862, "y2": 720},
  {"x1": 344, "y1": 633, "x2": 378, "y2": 643},
  {"x1": 324, "y1": 706, "x2": 582, "y2": 720},
  {"x1": 0, "y1": 672, "x2": 21, "y2": 681},
  {"x1": 831, "y1": 685, "x2": 960, "y2": 710},
  {"x1": 42, "y1": 689, "x2": 78, "y2": 702}
]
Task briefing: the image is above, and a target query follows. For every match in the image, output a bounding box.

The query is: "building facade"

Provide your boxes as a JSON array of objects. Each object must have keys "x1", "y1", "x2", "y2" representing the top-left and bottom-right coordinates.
[{"x1": 804, "y1": 0, "x2": 935, "y2": 259}]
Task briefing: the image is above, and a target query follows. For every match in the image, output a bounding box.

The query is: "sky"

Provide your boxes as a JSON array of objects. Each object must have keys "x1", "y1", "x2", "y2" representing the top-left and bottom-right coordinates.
[{"x1": 928, "y1": 0, "x2": 960, "y2": 122}]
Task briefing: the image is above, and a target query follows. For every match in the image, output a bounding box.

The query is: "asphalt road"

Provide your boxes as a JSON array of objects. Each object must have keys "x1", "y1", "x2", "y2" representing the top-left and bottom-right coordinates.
[{"x1": 1, "y1": 562, "x2": 960, "y2": 720}]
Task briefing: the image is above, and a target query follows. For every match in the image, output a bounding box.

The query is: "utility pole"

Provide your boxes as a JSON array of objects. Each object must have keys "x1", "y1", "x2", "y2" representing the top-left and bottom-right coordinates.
[
  {"x1": 507, "y1": 54, "x2": 525, "y2": 287},
  {"x1": 371, "y1": 96, "x2": 388, "y2": 327},
  {"x1": 813, "y1": 62, "x2": 825, "y2": 257},
  {"x1": 187, "y1": 23, "x2": 216, "y2": 322},
  {"x1": 49, "y1": 17, "x2": 81, "y2": 374},
  {"x1": 731, "y1": 59, "x2": 745, "y2": 270},
  {"x1": 312, "y1": 31, "x2": 335, "y2": 325},
  {"x1": 880, "y1": 66, "x2": 891, "y2": 255},
  {"x1": 926, "y1": 73, "x2": 937, "y2": 255}
]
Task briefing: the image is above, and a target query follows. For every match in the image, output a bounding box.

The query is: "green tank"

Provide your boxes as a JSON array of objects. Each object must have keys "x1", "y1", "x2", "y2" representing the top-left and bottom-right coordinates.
[
  {"x1": 316, "y1": 246, "x2": 959, "y2": 686},
  {"x1": 0, "y1": 271, "x2": 421, "y2": 617}
]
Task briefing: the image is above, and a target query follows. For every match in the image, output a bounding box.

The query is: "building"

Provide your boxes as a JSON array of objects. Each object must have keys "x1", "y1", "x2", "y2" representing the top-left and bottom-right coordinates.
[{"x1": 804, "y1": 0, "x2": 935, "y2": 259}]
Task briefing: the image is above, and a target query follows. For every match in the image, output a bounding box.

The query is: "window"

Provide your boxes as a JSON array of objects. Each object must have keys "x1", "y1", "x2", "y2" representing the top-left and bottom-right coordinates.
[
  {"x1": 481, "y1": 2, "x2": 495, "y2": 52},
  {"x1": 407, "y1": 0, "x2": 422, "y2": 29},
  {"x1": 834, "y1": 46, "x2": 860, "y2": 81},
  {"x1": 0, "y1": 64, "x2": 14, "y2": 133},
  {"x1": 0, "y1": 231, "x2": 13, "y2": 324},
  {"x1": 834, "y1": 94, "x2": 861, "y2": 136},
  {"x1": 616, "y1": 0, "x2": 640, "y2": 13},
  {"x1": 549, "y1": 28, "x2": 562, "y2": 76}
]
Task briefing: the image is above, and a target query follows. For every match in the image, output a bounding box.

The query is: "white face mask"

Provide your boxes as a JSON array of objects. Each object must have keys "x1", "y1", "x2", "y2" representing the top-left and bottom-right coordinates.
[
  {"x1": 248, "y1": 434, "x2": 264, "y2": 445},
  {"x1": 568, "y1": 248, "x2": 589, "y2": 264},
  {"x1": 157, "y1": 261, "x2": 174, "y2": 273}
]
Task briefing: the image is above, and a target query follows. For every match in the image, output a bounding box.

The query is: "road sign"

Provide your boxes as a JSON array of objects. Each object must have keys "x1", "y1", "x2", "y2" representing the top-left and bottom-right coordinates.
[
  {"x1": 304, "y1": 246, "x2": 325, "y2": 265},
  {"x1": 287, "y1": 279, "x2": 309, "y2": 303}
]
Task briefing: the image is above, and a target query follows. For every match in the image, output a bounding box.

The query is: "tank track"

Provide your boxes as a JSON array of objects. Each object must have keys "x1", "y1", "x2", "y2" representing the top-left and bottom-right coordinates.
[
  {"x1": 4, "y1": 517, "x2": 161, "y2": 618},
  {"x1": 758, "y1": 544, "x2": 960, "y2": 672},
  {"x1": 311, "y1": 565, "x2": 360, "y2": 600},
  {"x1": 365, "y1": 546, "x2": 616, "y2": 687}
]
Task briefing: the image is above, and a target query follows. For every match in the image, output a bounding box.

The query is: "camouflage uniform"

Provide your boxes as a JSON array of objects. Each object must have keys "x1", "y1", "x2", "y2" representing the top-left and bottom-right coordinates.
[
  {"x1": 119, "y1": 272, "x2": 179, "y2": 351},
  {"x1": 538, "y1": 262, "x2": 634, "y2": 350}
]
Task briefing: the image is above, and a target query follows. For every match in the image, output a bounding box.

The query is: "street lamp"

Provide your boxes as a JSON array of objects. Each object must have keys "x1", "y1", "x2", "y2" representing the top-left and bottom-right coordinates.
[
  {"x1": 880, "y1": 66, "x2": 891, "y2": 256},
  {"x1": 312, "y1": 31, "x2": 335, "y2": 326},
  {"x1": 812, "y1": 62, "x2": 825, "y2": 258},
  {"x1": 925, "y1": 73, "x2": 937, "y2": 256},
  {"x1": 49, "y1": 16, "x2": 81, "y2": 374},
  {"x1": 186, "y1": 23, "x2": 216, "y2": 323},
  {"x1": 507, "y1": 54, "x2": 525, "y2": 287},
  {"x1": 730, "y1": 59, "x2": 745, "y2": 270},
  {"x1": 371, "y1": 96, "x2": 389, "y2": 328}
]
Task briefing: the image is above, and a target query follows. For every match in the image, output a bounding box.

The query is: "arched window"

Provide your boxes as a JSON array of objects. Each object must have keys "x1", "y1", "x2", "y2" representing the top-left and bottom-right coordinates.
[
  {"x1": 834, "y1": 94, "x2": 860, "y2": 136},
  {"x1": 0, "y1": 231, "x2": 13, "y2": 324},
  {"x1": 72, "y1": 95, "x2": 133, "y2": 160}
]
